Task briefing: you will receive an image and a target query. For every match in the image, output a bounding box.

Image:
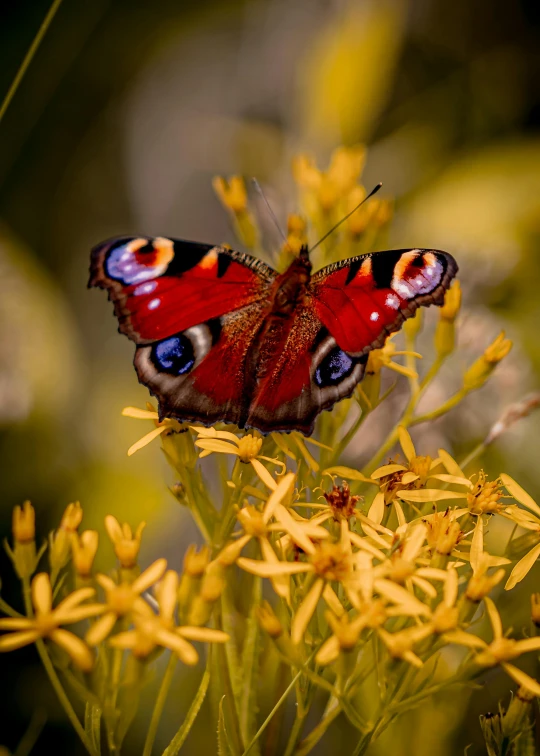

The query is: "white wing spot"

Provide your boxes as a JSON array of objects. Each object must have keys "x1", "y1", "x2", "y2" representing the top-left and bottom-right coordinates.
[
  {"x1": 385, "y1": 293, "x2": 400, "y2": 309},
  {"x1": 148, "y1": 298, "x2": 161, "y2": 310},
  {"x1": 370, "y1": 311, "x2": 380, "y2": 321}
]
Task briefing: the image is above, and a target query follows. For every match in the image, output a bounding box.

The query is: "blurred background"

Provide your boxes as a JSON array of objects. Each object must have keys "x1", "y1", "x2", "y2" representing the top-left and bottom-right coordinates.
[{"x1": 1, "y1": 0, "x2": 540, "y2": 753}]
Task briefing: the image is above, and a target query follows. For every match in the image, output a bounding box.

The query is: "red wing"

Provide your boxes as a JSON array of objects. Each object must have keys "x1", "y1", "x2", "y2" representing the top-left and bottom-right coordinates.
[
  {"x1": 134, "y1": 303, "x2": 268, "y2": 428},
  {"x1": 309, "y1": 249, "x2": 458, "y2": 354},
  {"x1": 89, "y1": 236, "x2": 276, "y2": 344}
]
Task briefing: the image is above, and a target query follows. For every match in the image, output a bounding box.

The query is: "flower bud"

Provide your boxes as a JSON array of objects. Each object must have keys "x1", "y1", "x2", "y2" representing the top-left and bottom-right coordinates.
[
  {"x1": 465, "y1": 568, "x2": 505, "y2": 603},
  {"x1": 463, "y1": 332, "x2": 512, "y2": 392},
  {"x1": 12, "y1": 501, "x2": 35, "y2": 543},
  {"x1": 104, "y1": 515, "x2": 145, "y2": 569},
  {"x1": 71, "y1": 530, "x2": 99, "y2": 578},
  {"x1": 49, "y1": 502, "x2": 84, "y2": 579},
  {"x1": 256, "y1": 601, "x2": 283, "y2": 638},
  {"x1": 212, "y1": 176, "x2": 247, "y2": 213},
  {"x1": 8, "y1": 501, "x2": 38, "y2": 579},
  {"x1": 502, "y1": 686, "x2": 534, "y2": 738}
]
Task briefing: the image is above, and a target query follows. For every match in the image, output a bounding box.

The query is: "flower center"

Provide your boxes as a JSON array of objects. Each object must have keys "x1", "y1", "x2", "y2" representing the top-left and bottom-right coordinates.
[
  {"x1": 311, "y1": 543, "x2": 352, "y2": 582},
  {"x1": 323, "y1": 482, "x2": 360, "y2": 520},
  {"x1": 237, "y1": 435, "x2": 263, "y2": 463},
  {"x1": 237, "y1": 507, "x2": 267, "y2": 537},
  {"x1": 467, "y1": 472, "x2": 503, "y2": 515}
]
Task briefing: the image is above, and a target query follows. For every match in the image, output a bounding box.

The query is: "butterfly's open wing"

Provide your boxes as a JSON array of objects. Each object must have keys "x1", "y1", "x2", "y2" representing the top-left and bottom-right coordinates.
[
  {"x1": 90, "y1": 236, "x2": 276, "y2": 426},
  {"x1": 246, "y1": 249, "x2": 457, "y2": 434}
]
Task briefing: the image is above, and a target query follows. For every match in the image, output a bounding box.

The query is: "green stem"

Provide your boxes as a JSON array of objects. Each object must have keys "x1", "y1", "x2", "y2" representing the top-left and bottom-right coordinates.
[
  {"x1": 142, "y1": 653, "x2": 177, "y2": 756},
  {"x1": 330, "y1": 409, "x2": 368, "y2": 463},
  {"x1": 0, "y1": 0, "x2": 64, "y2": 124},
  {"x1": 409, "y1": 389, "x2": 468, "y2": 427},
  {"x1": 459, "y1": 442, "x2": 486, "y2": 471},
  {"x1": 21, "y1": 578, "x2": 96, "y2": 756},
  {"x1": 0, "y1": 594, "x2": 24, "y2": 618},
  {"x1": 242, "y1": 665, "x2": 305, "y2": 756}
]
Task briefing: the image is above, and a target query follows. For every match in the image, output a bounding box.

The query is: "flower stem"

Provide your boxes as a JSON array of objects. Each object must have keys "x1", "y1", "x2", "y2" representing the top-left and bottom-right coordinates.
[
  {"x1": 0, "y1": 0, "x2": 64, "y2": 124},
  {"x1": 21, "y1": 578, "x2": 96, "y2": 756},
  {"x1": 142, "y1": 653, "x2": 177, "y2": 756}
]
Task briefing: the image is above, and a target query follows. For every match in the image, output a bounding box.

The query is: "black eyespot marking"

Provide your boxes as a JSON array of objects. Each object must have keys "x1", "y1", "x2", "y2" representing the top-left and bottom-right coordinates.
[
  {"x1": 411, "y1": 253, "x2": 425, "y2": 267},
  {"x1": 151, "y1": 334, "x2": 195, "y2": 375},
  {"x1": 371, "y1": 250, "x2": 404, "y2": 288},
  {"x1": 315, "y1": 347, "x2": 355, "y2": 388},
  {"x1": 345, "y1": 258, "x2": 363, "y2": 285}
]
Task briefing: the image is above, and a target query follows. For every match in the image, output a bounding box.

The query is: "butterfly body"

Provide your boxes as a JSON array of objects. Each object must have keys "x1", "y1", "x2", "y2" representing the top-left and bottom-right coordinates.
[{"x1": 90, "y1": 237, "x2": 457, "y2": 434}]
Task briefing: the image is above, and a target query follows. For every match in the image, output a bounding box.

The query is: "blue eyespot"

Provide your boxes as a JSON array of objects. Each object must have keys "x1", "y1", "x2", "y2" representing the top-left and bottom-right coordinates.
[
  {"x1": 151, "y1": 334, "x2": 195, "y2": 375},
  {"x1": 315, "y1": 348, "x2": 354, "y2": 388}
]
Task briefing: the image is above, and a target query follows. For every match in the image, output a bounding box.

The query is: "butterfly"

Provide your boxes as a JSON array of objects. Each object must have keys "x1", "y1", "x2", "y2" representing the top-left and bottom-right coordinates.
[{"x1": 89, "y1": 236, "x2": 457, "y2": 435}]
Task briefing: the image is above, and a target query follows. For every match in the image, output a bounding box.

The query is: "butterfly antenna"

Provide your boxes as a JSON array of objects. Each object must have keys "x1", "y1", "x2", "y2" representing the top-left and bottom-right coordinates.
[
  {"x1": 308, "y1": 182, "x2": 383, "y2": 255},
  {"x1": 252, "y1": 178, "x2": 287, "y2": 244}
]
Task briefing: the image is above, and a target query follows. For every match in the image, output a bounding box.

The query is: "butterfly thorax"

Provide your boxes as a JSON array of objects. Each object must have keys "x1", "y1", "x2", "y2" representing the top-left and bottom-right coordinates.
[{"x1": 270, "y1": 254, "x2": 312, "y2": 316}]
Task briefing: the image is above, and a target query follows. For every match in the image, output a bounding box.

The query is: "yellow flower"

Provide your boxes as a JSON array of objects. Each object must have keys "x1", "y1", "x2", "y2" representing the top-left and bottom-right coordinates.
[
  {"x1": 71, "y1": 530, "x2": 99, "y2": 578},
  {"x1": 370, "y1": 430, "x2": 470, "y2": 523},
  {"x1": 105, "y1": 515, "x2": 145, "y2": 569},
  {"x1": 12, "y1": 500, "x2": 35, "y2": 543},
  {"x1": 377, "y1": 622, "x2": 433, "y2": 668},
  {"x1": 218, "y1": 473, "x2": 327, "y2": 604},
  {"x1": 212, "y1": 175, "x2": 248, "y2": 213},
  {"x1": 86, "y1": 559, "x2": 167, "y2": 645},
  {"x1": 192, "y1": 427, "x2": 284, "y2": 490},
  {"x1": 109, "y1": 570, "x2": 228, "y2": 665},
  {"x1": 316, "y1": 605, "x2": 386, "y2": 666},
  {"x1": 0, "y1": 573, "x2": 103, "y2": 671},
  {"x1": 366, "y1": 338, "x2": 421, "y2": 381},
  {"x1": 122, "y1": 404, "x2": 186, "y2": 456},
  {"x1": 466, "y1": 471, "x2": 504, "y2": 515},
  {"x1": 445, "y1": 597, "x2": 540, "y2": 696}
]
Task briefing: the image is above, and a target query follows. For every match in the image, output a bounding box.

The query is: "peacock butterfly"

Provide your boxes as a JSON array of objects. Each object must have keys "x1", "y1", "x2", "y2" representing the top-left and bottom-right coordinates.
[{"x1": 89, "y1": 236, "x2": 457, "y2": 435}]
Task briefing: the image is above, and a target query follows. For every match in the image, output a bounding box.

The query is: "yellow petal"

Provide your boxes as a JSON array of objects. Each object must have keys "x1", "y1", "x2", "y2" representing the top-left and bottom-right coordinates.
[
  {"x1": 370, "y1": 464, "x2": 407, "y2": 479},
  {"x1": 122, "y1": 406, "x2": 159, "y2": 420},
  {"x1": 315, "y1": 635, "x2": 341, "y2": 666},
  {"x1": 500, "y1": 474, "x2": 540, "y2": 517},
  {"x1": 470, "y1": 517, "x2": 484, "y2": 574},
  {"x1": 178, "y1": 626, "x2": 229, "y2": 643},
  {"x1": 56, "y1": 587, "x2": 96, "y2": 614},
  {"x1": 263, "y1": 472, "x2": 296, "y2": 523},
  {"x1": 55, "y1": 604, "x2": 105, "y2": 625},
  {"x1": 303, "y1": 437, "x2": 333, "y2": 452},
  {"x1": 274, "y1": 503, "x2": 316, "y2": 555},
  {"x1": 322, "y1": 584, "x2": 345, "y2": 617},
  {"x1": 438, "y1": 449, "x2": 466, "y2": 478},
  {"x1": 0, "y1": 618, "x2": 33, "y2": 630},
  {"x1": 483, "y1": 596, "x2": 503, "y2": 640},
  {"x1": 250, "y1": 459, "x2": 277, "y2": 491},
  {"x1": 398, "y1": 427, "x2": 416, "y2": 462},
  {"x1": 323, "y1": 466, "x2": 376, "y2": 483},
  {"x1": 444, "y1": 569, "x2": 458, "y2": 607},
  {"x1": 402, "y1": 524, "x2": 427, "y2": 562},
  {"x1": 291, "y1": 579, "x2": 324, "y2": 645},
  {"x1": 411, "y1": 576, "x2": 437, "y2": 598},
  {"x1": 514, "y1": 637, "x2": 540, "y2": 653},
  {"x1": 397, "y1": 490, "x2": 468, "y2": 502},
  {"x1": 505, "y1": 542, "x2": 540, "y2": 590},
  {"x1": 394, "y1": 500, "x2": 407, "y2": 529},
  {"x1": 50, "y1": 628, "x2": 94, "y2": 671},
  {"x1": 128, "y1": 426, "x2": 167, "y2": 456},
  {"x1": 237, "y1": 557, "x2": 312, "y2": 577},
  {"x1": 501, "y1": 663, "x2": 540, "y2": 697},
  {"x1": 428, "y1": 474, "x2": 473, "y2": 488},
  {"x1": 108, "y1": 630, "x2": 138, "y2": 650},
  {"x1": 32, "y1": 573, "x2": 52, "y2": 615},
  {"x1": 367, "y1": 492, "x2": 385, "y2": 524},
  {"x1": 132, "y1": 559, "x2": 168, "y2": 594},
  {"x1": 0, "y1": 630, "x2": 41, "y2": 650},
  {"x1": 292, "y1": 435, "x2": 319, "y2": 472},
  {"x1": 387, "y1": 362, "x2": 418, "y2": 379},
  {"x1": 374, "y1": 579, "x2": 430, "y2": 616},
  {"x1": 443, "y1": 630, "x2": 487, "y2": 649},
  {"x1": 259, "y1": 538, "x2": 291, "y2": 604},
  {"x1": 348, "y1": 532, "x2": 387, "y2": 560},
  {"x1": 157, "y1": 628, "x2": 199, "y2": 665},
  {"x1": 401, "y1": 472, "x2": 419, "y2": 485},
  {"x1": 85, "y1": 612, "x2": 117, "y2": 646},
  {"x1": 195, "y1": 439, "x2": 239, "y2": 455}
]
